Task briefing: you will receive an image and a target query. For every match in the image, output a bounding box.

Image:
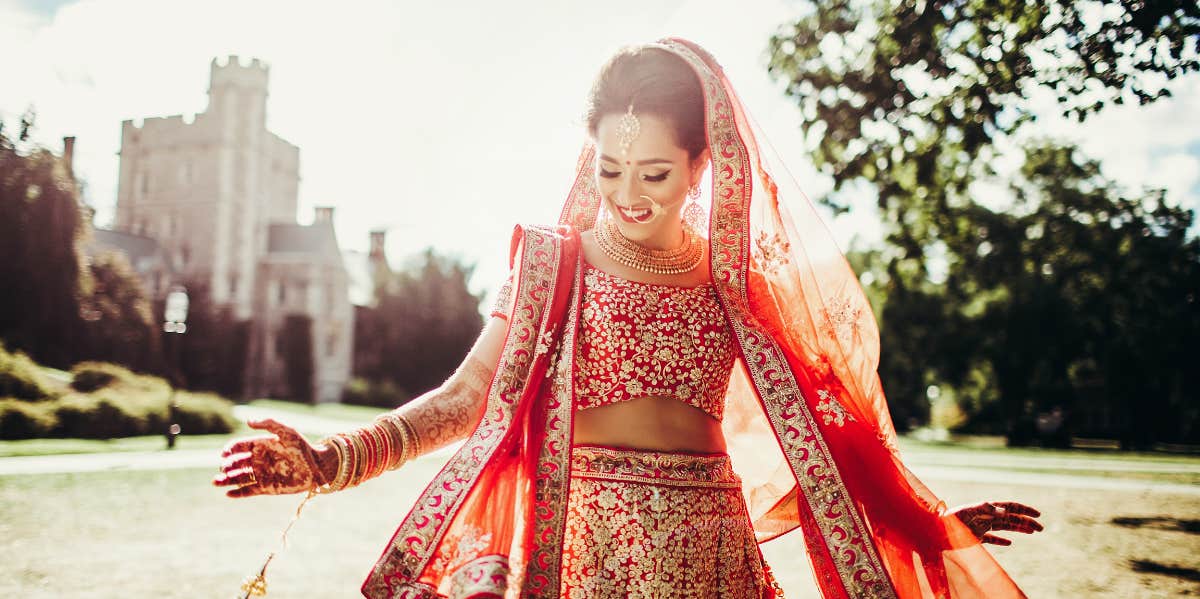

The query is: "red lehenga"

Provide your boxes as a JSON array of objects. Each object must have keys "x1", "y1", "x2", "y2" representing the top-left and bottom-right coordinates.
[{"x1": 359, "y1": 38, "x2": 1027, "y2": 599}]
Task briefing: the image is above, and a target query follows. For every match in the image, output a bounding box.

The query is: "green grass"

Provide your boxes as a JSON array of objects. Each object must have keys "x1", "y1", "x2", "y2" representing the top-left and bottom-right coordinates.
[
  {"x1": 1, "y1": 450, "x2": 1198, "y2": 597},
  {"x1": 0, "y1": 399, "x2": 386, "y2": 457}
]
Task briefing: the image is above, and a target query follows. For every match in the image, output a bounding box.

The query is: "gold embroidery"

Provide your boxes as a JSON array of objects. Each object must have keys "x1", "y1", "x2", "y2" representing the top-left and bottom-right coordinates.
[
  {"x1": 575, "y1": 264, "x2": 736, "y2": 420},
  {"x1": 363, "y1": 226, "x2": 563, "y2": 598},
  {"x1": 816, "y1": 389, "x2": 855, "y2": 427},
  {"x1": 754, "y1": 231, "x2": 791, "y2": 274},
  {"x1": 446, "y1": 554, "x2": 511, "y2": 597},
  {"x1": 820, "y1": 295, "x2": 864, "y2": 343},
  {"x1": 521, "y1": 256, "x2": 583, "y2": 598},
  {"x1": 657, "y1": 40, "x2": 898, "y2": 599},
  {"x1": 561, "y1": 446, "x2": 766, "y2": 598}
]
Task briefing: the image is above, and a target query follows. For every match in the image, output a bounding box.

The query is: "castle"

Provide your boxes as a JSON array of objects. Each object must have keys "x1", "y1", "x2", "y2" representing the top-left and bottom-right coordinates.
[{"x1": 108, "y1": 56, "x2": 355, "y2": 403}]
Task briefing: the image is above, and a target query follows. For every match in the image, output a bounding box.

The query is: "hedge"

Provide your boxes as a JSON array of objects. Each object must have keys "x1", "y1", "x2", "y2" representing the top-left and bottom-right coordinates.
[
  {"x1": 0, "y1": 343, "x2": 55, "y2": 401},
  {"x1": 0, "y1": 361, "x2": 238, "y2": 440}
]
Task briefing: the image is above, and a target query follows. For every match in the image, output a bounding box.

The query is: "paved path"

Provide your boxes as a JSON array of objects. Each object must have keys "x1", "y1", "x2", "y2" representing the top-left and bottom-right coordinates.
[{"x1": 1, "y1": 406, "x2": 1197, "y2": 495}]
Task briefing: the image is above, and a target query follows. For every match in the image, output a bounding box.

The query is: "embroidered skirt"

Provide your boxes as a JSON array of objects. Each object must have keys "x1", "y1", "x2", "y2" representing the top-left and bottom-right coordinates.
[{"x1": 561, "y1": 444, "x2": 772, "y2": 598}]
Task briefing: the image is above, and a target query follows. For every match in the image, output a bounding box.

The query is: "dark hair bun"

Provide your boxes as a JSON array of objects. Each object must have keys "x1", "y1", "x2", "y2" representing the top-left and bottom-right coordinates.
[{"x1": 585, "y1": 46, "x2": 707, "y2": 160}]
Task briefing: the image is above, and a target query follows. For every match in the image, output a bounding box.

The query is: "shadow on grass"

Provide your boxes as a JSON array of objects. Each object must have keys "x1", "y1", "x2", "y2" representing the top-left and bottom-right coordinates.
[
  {"x1": 1130, "y1": 559, "x2": 1200, "y2": 583},
  {"x1": 1111, "y1": 516, "x2": 1200, "y2": 534}
]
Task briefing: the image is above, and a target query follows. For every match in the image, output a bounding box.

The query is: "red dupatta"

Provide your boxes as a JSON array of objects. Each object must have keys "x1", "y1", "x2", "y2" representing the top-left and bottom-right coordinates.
[{"x1": 361, "y1": 38, "x2": 1026, "y2": 599}]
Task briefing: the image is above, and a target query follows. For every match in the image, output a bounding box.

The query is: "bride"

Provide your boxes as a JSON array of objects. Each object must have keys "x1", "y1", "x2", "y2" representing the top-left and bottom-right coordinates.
[{"x1": 214, "y1": 38, "x2": 1042, "y2": 598}]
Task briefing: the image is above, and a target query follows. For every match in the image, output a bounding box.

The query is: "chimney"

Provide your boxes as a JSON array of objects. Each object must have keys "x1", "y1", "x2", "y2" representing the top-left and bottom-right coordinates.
[
  {"x1": 62, "y1": 137, "x2": 75, "y2": 175},
  {"x1": 314, "y1": 205, "x2": 334, "y2": 224},
  {"x1": 369, "y1": 229, "x2": 386, "y2": 260}
]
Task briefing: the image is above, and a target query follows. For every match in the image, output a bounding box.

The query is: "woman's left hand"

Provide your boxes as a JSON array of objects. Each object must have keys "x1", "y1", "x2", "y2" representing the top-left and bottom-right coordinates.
[{"x1": 949, "y1": 501, "x2": 1043, "y2": 546}]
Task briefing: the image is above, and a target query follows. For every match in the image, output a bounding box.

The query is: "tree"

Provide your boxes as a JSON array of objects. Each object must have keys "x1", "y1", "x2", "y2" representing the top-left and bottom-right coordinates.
[
  {"x1": 768, "y1": 0, "x2": 1197, "y2": 255},
  {"x1": 80, "y1": 251, "x2": 162, "y2": 373},
  {"x1": 767, "y1": 2, "x2": 1200, "y2": 444},
  {"x1": 280, "y1": 314, "x2": 315, "y2": 404},
  {"x1": 354, "y1": 250, "x2": 484, "y2": 398},
  {"x1": 0, "y1": 113, "x2": 91, "y2": 368}
]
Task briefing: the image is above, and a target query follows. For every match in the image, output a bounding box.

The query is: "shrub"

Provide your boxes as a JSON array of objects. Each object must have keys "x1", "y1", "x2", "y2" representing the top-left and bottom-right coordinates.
[
  {"x1": 52, "y1": 391, "x2": 164, "y2": 439},
  {"x1": 172, "y1": 391, "x2": 237, "y2": 435},
  {"x1": 0, "y1": 343, "x2": 55, "y2": 401},
  {"x1": 71, "y1": 361, "x2": 169, "y2": 392},
  {"x1": 341, "y1": 377, "x2": 410, "y2": 409},
  {"x1": 0, "y1": 398, "x2": 59, "y2": 438}
]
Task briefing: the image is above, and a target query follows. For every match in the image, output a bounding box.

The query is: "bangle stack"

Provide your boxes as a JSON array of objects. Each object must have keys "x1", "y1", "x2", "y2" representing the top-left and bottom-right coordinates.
[{"x1": 312, "y1": 412, "x2": 422, "y2": 494}]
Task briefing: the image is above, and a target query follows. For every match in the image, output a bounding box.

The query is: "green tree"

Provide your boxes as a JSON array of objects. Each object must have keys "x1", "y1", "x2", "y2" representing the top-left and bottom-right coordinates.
[
  {"x1": 80, "y1": 251, "x2": 162, "y2": 373},
  {"x1": 0, "y1": 113, "x2": 91, "y2": 368},
  {"x1": 280, "y1": 314, "x2": 315, "y2": 404},
  {"x1": 767, "y1": 2, "x2": 1200, "y2": 444},
  {"x1": 354, "y1": 250, "x2": 484, "y2": 398},
  {"x1": 768, "y1": 0, "x2": 1196, "y2": 255}
]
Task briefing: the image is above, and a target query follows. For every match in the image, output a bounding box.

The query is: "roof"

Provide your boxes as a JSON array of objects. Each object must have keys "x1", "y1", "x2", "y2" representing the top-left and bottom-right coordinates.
[
  {"x1": 89, "y1": 229, "x2": 172, "y2": 274},
  {"x1": 266, "y1": 223, "x2": 341, "y2": 258}
]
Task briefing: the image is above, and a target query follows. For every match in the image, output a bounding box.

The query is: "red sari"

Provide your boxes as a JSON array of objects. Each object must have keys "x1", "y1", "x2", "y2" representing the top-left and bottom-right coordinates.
[{"x1": 360, "y1": 38, "x2": 1026, "y2": 599}]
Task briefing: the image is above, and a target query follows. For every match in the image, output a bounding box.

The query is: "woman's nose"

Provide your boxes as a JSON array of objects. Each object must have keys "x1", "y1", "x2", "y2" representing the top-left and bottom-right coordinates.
[{"x1": 617, "y1": 176, "x2": 639, "y2": 205}]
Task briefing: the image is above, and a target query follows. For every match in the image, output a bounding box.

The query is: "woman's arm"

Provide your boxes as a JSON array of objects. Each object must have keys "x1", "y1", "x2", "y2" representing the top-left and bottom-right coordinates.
[{"x1": 312, "y1": 314, "x2": 510, "y2": 483}]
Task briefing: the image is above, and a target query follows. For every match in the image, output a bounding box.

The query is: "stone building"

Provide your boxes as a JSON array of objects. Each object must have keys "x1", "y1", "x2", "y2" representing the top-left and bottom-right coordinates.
[{"x1": 111, "y1": 55, "x2": 353, "y2": 403}]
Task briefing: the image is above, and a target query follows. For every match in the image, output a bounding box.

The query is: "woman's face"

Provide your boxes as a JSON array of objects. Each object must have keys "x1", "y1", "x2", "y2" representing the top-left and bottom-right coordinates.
[{"x1": 594, "y1": 112, "x2": 703, "y2": 248}]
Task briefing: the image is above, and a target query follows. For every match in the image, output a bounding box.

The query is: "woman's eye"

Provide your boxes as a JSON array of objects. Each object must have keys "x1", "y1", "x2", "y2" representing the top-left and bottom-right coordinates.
[
  {"x1": 599, "y1": 168, "x2": 620, "y2": 179},
  {"x1": 642, "y1": 171, "x2": 670, "y2": 183}
]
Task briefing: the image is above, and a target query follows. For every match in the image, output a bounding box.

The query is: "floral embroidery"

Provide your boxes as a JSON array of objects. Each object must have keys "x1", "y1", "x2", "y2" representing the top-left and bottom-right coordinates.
[
  {"x1": 820, "y1": 296, "x2": 864, "y2": 343},
  {"x1": 446, "y1": 554, "x2": 510, "y2": 598},
  {"x1": 574, "y1": 264, "x2": 736, "y2": 420},
  {"x1": 816, "y1": 389, "x2": 855, "y2": 427},
  {"x1": 562, "y1": 446, "x2": 767, "y2": 598},
  {"x1": 754, "y1": 231, "x2": 791, "y2": 275}
]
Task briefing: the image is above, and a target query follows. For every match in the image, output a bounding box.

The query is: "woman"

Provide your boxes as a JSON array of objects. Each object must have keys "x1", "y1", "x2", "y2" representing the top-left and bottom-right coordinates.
[{"x1": 214, "y1": 39, "x2": 1042, "y2": 598}]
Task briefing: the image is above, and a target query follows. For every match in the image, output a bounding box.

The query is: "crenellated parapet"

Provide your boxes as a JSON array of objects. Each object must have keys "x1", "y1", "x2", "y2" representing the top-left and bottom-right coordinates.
[{"x1": 209, "y1": 54, "x2": 270, "y2": 91}]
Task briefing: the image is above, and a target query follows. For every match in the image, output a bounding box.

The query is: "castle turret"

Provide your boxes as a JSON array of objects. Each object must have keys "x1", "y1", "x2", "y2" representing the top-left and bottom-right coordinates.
[{"x1": 207, "y1": 55, "x2": 269, "y2": 131}]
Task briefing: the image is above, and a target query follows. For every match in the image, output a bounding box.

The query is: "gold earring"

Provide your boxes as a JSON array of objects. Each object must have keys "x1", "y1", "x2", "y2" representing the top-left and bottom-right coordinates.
[{"x1": 688, "y1": 183, "x2": 701, "y2": 200}]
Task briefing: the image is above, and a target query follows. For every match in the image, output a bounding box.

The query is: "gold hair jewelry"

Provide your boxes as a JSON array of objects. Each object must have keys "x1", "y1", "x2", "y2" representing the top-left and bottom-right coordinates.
[
  {"x1": 595, "y1": 217, "x2": 704, "y2": 275},
  {"x1": 616, "y1": 104, "x2": 641, "y2": 157}
]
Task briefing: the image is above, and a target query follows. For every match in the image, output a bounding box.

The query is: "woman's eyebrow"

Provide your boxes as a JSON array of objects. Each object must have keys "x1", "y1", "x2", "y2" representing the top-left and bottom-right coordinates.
[{"x1": 599, "y1": 154, "x2": 675, "y2": 166}]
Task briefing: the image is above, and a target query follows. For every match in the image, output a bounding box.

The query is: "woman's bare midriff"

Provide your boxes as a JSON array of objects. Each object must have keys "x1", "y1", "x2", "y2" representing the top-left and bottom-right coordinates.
[{"x1": 571, "y1": 395, "x2": 727, "y2": 453}]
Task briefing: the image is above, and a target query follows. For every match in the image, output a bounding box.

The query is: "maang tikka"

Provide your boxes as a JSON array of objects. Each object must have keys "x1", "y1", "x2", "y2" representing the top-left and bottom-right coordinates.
[{"x1": 616, "y1": 104, "x2": 641, "y2": 156}]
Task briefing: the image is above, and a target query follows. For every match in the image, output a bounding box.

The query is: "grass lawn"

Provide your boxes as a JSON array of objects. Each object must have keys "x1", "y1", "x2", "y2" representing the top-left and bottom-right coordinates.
[
  {"x1": 1, "y1": 445, "x2": 1198, "y2": 598},
  {"x1": 0, "y1": 399, "x2": 387, "y2": 458}
]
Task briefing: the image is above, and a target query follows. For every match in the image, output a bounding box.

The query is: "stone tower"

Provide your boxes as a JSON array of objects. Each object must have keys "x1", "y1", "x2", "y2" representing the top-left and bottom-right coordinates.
[{"x1": 115, "y1": 55, "x2": 300, "y2": 319}]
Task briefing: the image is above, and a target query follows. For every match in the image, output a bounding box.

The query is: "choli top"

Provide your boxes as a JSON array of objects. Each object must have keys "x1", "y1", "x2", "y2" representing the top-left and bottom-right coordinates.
[
  {"x1": 573, "y1": 260, "x2": 736, "y2": 421},
  {"x1": 489, "y1": 259, "x2": 738, "y2": 421}
]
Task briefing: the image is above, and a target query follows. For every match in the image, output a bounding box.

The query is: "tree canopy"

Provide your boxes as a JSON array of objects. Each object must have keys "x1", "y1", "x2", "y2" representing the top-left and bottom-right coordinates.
[{"x1": 768, "y1": 1, "x2": 1200, "y2": 446}]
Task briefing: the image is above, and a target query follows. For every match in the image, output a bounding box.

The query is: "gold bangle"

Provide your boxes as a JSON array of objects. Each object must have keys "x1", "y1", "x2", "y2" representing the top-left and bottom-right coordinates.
[
  {"x1": 376, "y1": 415, "x2": 405, "y2": 470},
  {"x1": 312, "y1": 436, "x2": 341, "y2": 494},
  {"x1": 374, "y1": 415, "x2": 404, "y2": 471},
  {"x1": 396, "y1": 413, "x2": 422, "y2": 459},
  {"x1": 365, "y1": 424, "x2": 388, "y2": 480},
  {"x1": 323, "y1": 435, "x2": 352, "y2": 493},
  {"x1": 349, "y1": 433, "x2": 368, "y2": 488}
]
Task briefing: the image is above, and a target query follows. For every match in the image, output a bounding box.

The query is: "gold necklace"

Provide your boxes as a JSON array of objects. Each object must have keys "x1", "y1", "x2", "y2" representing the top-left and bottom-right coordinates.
[{"x1": 595, "y1": 218, "x2": 704, "y2": 275}]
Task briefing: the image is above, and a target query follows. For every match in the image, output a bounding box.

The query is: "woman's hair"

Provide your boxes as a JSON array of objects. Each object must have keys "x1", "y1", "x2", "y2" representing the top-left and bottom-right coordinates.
[{"x1": 584, "y1": 46, "x2": 707, "y2": 161}]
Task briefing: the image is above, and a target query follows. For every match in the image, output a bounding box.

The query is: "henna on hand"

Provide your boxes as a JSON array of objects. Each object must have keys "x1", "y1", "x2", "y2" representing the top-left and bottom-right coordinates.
[
  {"x1": 212, "y1": 418, "x2": 327, "y2": 499},
  {"x1": 950, "y1": 501, "x2": 1044, "y2": 546}
]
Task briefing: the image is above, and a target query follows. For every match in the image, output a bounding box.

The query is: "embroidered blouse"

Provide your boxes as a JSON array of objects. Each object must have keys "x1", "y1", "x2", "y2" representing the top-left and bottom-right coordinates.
[
  {"x1": 491, "y1": 260, "x2": 737, "y2": 421},
  {"x1": 574, "y1": 261, "x2": 736, "y2": 421}
]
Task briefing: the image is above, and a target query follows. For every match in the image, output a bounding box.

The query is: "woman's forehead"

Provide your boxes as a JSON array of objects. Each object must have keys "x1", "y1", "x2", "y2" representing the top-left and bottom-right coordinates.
[{"x1": 596, "y1": 113, "x2": 687, "y2": 163}]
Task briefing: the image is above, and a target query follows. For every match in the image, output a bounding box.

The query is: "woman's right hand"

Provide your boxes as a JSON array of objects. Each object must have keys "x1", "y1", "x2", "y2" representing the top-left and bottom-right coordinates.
[{"x1": 212, "y1": 418, "x2": 334, "y2": 498}]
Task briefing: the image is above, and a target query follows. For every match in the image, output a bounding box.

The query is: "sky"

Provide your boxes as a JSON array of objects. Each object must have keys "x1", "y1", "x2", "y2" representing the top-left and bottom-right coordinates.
[{"x1": 2, "y1": 0, "x2": 1197, "y2": 305}]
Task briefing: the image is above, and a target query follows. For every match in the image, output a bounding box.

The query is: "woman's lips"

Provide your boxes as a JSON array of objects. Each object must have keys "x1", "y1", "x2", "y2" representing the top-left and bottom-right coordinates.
[{"x1": 614, "y1": 204, "x2": 654, "y2": 224}]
